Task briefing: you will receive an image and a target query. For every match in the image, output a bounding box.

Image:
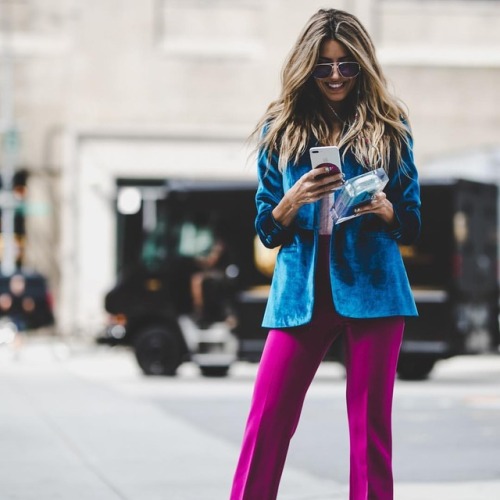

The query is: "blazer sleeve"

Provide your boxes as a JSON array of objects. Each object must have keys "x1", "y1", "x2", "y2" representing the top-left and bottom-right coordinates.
[
  {"x1": 254, "y1": 148, "x2": 293, "y2": 249},
  {"x1": 386, "y1": 134, "x2": 421, "y2": 245}
]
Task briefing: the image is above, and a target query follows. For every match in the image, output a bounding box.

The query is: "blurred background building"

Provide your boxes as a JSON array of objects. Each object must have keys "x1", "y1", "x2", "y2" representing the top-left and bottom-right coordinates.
[{"x1": 0, "y1": 0, "x2": 499, "y2": 336}]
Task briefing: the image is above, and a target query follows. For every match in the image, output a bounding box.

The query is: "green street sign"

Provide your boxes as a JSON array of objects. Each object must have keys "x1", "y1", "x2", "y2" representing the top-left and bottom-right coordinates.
[{"x1": 2, "y1": 128, "x2": 20, "y2": 153}]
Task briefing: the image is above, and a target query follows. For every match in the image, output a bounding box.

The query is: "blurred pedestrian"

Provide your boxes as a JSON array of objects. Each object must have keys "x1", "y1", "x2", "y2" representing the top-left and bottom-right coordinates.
[
  {"x1": 0, "y1": 274, "x2": 35, "y2": 354},
  {"x1": 230, "y1": 8, "x2": 420, "y2": 500},
  {"x1": 190, "y1": 231, "x2": 228, "y2": 325}
]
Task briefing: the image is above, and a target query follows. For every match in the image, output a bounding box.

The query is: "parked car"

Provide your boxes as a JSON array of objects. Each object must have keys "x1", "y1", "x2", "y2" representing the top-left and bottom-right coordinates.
[{"x1": 0, "y1": 272, "x2": 54, "y2": 332}]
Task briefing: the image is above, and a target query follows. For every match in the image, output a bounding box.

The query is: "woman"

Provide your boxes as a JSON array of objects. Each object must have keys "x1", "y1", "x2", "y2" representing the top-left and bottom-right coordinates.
[{"x1": 230, "y1": 8, "x2": 420, "y2": 500}]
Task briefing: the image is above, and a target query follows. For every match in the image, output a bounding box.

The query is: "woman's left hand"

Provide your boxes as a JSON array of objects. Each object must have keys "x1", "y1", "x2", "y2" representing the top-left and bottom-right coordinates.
[{"x1": 354, "y1": 191, "x2": 396, "y2": 225}]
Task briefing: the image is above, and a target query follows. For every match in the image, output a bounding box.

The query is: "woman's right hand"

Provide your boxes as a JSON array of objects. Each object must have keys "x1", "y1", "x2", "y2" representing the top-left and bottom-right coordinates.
[
  {"x1": 288, "y1": 166, "x2": 344, "y2": 207},
  {"x1": 271, "y1": 167, "x2": 344, "y2": 227}
]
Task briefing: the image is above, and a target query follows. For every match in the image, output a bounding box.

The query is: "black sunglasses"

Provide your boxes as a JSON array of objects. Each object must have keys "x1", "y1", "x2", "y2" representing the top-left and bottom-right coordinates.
[{"x1": 312, "y1": 61, "x2": 360, "y2": 79}]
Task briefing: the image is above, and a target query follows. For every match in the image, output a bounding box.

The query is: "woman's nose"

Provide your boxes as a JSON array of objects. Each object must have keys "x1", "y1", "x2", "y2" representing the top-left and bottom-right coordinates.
[{"x1": 331, "y1": 63, "x2": 341, "y2": 78}]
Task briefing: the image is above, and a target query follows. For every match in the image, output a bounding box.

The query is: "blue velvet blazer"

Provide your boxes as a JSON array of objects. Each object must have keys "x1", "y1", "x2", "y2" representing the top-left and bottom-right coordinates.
[{"x1": 255, "y1": 137, "x2": 421, "y2": 328}]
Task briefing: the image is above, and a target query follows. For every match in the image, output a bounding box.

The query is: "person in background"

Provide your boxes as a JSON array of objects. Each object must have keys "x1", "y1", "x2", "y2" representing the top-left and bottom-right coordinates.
[
  {"x1": 230, "y1": 8, "x2": 420, "y2": 500},
  {"x1": 0, "y1": 274, "x2": 35, "y2": 353},
  {"x1": 190, "y1": 233, "x2": 227, "y2": 323},
  {"x1": 190, "y1": 220, "x2": 237, "y2": 327}
]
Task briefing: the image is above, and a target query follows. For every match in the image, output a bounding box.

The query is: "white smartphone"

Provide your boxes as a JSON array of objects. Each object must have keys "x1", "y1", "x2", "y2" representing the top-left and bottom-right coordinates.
[{"x1": 309, "y1": 146, "x2": 342, "y2": 175}]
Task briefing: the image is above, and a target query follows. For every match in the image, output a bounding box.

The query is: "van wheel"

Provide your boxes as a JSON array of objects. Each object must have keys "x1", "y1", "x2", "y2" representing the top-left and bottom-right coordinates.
[
  {"x1": 397, "y1": 355, "x2": 436, "y2": 381},
  {"x1": 199, "y1": 365, "x2": 230, "y2": 378},
  {"x1": 134, "y1": 326, "x2": 182, "y2": 376}
]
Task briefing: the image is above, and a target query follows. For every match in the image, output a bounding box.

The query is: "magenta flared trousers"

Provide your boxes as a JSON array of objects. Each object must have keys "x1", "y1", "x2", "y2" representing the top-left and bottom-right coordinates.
[{"x1": 230, "y1": 237, "x2": 404, "y2": 500}]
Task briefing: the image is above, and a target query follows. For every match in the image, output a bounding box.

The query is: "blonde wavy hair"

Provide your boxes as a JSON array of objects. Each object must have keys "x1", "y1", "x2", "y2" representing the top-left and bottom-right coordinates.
[{"x1": 252, "y1": 8, "x2": 411, "y2": 172}]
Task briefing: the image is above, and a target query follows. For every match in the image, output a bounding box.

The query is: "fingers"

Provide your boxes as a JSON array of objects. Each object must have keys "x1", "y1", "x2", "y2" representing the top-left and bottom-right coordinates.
[
  {"x1": 316, "y1": 171, "x2": 345, "y2": 192},
  {"x1": 328, "y1": 177, "x2": 345, "y2": 192},
  {"x1": 373, "y1": 192, "x2": 388, "y2": 209},
  {"x1": 311, "y1": 166, "x2": 343, "y2": 181},
  {"x1": 354, "y1": 192, "x2": 388, "y2": 215},
  {"x1": 296, "y1": 169, "x2": 346, "y2": 205}
]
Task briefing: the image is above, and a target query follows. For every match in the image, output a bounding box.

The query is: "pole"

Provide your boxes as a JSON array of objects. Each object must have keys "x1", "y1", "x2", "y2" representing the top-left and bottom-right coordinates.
[{"x1": 0, "y1": 0, "x2": 18, "y2": 276}]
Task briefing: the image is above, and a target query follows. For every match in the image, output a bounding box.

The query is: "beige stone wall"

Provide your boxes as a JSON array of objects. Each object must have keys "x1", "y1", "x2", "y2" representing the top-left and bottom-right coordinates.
[
  {"x1": 4, "y1": 0, "x2": 496, "y2": 168},
  {"x1": 378, "y1": 0, "x2": 500, "y2": 164}
]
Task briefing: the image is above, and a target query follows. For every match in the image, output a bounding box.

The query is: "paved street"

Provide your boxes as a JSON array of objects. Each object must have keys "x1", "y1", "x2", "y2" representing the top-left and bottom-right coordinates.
[{"x1": 1, "y1": 335, "x2": 499, "y2": 499}]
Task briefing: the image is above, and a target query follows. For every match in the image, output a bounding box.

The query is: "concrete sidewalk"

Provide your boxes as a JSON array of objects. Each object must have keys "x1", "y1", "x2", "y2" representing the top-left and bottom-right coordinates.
[
  {"x1": 0, "y1": 337, "x2": 499, "y2": 500},
  {"x1": 0, "y1": 337, "x2": 345, "y2": 500}
]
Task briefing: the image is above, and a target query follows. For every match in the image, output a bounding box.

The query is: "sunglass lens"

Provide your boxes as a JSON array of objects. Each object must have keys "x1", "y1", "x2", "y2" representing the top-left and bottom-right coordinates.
[
  {"x1": 312, "y1": 65, "x2": 332, "y2": 79},
  {"x1": 339, "y1": 62, "x2": 360, "y2": 78}
]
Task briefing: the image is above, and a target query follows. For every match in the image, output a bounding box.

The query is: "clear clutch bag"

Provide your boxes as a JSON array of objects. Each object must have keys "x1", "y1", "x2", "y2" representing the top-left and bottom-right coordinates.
[{"x1": 330, "y1": 168, "x2": 389, "y2": 224}]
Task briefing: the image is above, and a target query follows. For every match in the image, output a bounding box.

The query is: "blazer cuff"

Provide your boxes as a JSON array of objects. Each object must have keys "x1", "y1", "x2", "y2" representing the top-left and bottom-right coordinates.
[{"x1": 259, "y1": 211, "x2": 291, "y2": 247}]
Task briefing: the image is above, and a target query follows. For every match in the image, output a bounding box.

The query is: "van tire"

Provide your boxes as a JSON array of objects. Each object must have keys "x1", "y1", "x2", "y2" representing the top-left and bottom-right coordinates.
[
  {"x1": 199, "y1": 365, "x2": 230, "y2": 377},
  {"x1": 134, "y1": 326, "x2": 183, "y2": 376},
  {"x1": 397, "y1": 354, "x2": 436, "y2": 380}
]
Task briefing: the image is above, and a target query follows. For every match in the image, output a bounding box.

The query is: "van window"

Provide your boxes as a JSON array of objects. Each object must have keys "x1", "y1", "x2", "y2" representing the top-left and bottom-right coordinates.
[{"x1": 177, "y1": 222, "x2": 215, "y2": 257}]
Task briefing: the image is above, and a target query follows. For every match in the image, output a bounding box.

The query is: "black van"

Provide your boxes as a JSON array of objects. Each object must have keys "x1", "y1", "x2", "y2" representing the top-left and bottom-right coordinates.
[
  {"x1": 98, "y1": 177, "x2": 499, "y2": 379},
  {"x1": 397, "y1": 178, "x2": 499, "y2": 378},
  {"x1": 99, "y1": 179, "x2": 269, "y2": 376}
]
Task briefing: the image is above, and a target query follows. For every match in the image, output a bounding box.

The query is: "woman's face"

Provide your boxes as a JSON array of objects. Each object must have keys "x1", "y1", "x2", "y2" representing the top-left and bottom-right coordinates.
[{"x1": 313, "y1": 39, "x2": 358, "y2": 107}]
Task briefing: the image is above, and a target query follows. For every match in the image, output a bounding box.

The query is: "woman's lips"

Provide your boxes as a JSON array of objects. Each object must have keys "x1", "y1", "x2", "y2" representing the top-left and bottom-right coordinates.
[{"x1": 327, "y1": 82, "x2": 345, "y2": 90}]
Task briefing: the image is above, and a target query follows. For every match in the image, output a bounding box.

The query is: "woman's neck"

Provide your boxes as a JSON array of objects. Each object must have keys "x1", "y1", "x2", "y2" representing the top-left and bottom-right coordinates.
[
  {"x1": 325, "y1": 101, "x2": 346, "y2": 124},
  {"x1": 323, "y1": 101, "x2": 346, "y2": 145}
]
